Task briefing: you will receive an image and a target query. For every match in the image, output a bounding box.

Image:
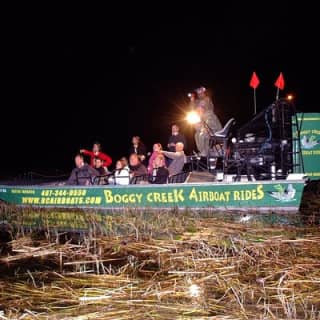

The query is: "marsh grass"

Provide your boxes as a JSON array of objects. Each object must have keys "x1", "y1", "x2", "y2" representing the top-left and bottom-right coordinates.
[{"x1": 0, "y1": 183, "x2": 320, "y2": 319}]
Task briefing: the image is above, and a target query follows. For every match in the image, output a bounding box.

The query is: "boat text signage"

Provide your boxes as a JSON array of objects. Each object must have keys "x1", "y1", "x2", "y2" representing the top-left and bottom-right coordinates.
[
  {"x1": 1, "y1": 182, "x2": 303, "y2": 209},
  {"x1": 294, "y1": 113, "x2": 320, "y2": 180},
  {"x1": 0, "y1": 182, "x2": 304, "y2": 230}
]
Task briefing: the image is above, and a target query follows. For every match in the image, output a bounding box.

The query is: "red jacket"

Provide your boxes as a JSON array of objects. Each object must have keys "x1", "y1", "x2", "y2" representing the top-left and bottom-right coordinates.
[{"x1": 81, "y1": 150, "x2": 112, "y2": 168}]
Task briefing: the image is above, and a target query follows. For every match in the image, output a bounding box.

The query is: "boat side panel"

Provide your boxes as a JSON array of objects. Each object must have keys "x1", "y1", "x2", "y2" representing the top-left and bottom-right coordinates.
[{"x1": 0, "y1": 181, "x2": 305, "y2": 210}]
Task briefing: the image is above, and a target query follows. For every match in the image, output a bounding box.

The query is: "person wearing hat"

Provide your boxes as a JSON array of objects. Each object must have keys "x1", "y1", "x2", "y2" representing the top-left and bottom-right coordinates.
[
  {"x1": 193, "y1": 87, "x2": 222, "y2": 157},
  {"x1": 187, "y1": 91, "x2": 197, "y2": 110},
  {"x1": 195, "y1": 86, "x2": 214, "y2": 113}
]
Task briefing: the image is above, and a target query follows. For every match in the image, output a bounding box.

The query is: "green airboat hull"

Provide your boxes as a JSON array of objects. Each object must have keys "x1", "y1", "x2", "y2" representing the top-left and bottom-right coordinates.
[{"x1": 0, "y1": 180, "x2": 306, "y2": 231}]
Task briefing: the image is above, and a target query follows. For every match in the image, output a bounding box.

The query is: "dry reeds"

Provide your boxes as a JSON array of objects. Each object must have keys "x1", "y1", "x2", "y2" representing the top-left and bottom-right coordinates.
[
  {"x1": 0, "y1": 183, "x2": 319, "y2": 319},
  {"x1": 0, "y1": 214, "x2": 319, "y2": 318}
]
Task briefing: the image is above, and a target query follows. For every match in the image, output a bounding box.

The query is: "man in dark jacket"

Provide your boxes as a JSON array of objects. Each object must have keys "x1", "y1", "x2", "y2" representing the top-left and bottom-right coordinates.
[
  {"x1": 128, "y1": 153, "x2": 148, "y2": 184},
  {"x1": 167, "y1": 124, "x2": 187, "y2": 152},
  {"x1": 67, "y1": 154, "x2": 99, "y2": 185},
  {"x1": 166, "y1": 124, "x2": 187, "y2": 166},
  {"x1": 150, "y1": 154, "x2": 169, "y2": 184}
]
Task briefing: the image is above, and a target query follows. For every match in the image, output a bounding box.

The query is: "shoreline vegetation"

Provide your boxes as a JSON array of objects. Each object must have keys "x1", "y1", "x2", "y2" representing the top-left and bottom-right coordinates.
[{"x1": 0, "y1": 181, "x2": 319, "y2": 319}]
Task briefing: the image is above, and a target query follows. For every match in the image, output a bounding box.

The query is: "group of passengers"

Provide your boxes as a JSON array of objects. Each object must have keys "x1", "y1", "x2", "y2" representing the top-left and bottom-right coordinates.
[
  {"x1": 66, "y1": 86, "x2": 222, "y2": 186},
  {"x1": 67, "y1": 136, "x2": 187, "y2": 186}
]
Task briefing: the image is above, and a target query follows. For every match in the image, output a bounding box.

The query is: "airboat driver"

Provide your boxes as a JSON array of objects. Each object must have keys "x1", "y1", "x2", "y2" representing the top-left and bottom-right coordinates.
[{"x1": 193, "y1": 87, "x2": 222, "y2": 157}]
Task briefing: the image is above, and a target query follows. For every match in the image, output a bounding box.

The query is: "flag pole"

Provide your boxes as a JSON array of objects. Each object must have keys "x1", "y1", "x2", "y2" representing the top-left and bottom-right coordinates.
[
  {"x1": 274, "y1": 72, "x2": 284, "y2": 100},
  {"x1": 249, "y1": 71, "x2": 260, "y2": 115},
  {"x1": 253, "y1": 88, "x2": 257, "y2": 114}
]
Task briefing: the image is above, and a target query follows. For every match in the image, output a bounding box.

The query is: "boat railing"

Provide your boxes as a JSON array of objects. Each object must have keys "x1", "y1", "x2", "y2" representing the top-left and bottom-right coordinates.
[
  {"x1": 2, "y1": 170, "x2": 70, "y2": 186},
  {"x1": 92, "y1": 173, "x2": 114, "y2": 185},
  {"x1": 91, "y1": 170, "x2": 191, "y2": 186},
  {"x1": 92, "y1": 173, "x2": 147, "y2": 185},
  {"x1": 129, "y1": 174, "x2": 149, "y2": 185},
  {"x1": 168, "y1": 171, "x2": 191, "y2": 183}
]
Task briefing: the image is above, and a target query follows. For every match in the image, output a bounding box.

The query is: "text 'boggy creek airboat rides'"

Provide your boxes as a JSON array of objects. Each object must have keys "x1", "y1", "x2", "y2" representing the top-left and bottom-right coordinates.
[{"x1": 1, "y1": 97, "x2": 318, "y2": 222}]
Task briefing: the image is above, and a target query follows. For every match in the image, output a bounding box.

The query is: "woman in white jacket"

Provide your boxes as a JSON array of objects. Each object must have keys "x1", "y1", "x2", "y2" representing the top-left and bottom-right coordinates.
[{"x1": 112, "y1": 159, "x2": 130, "y2": 185}]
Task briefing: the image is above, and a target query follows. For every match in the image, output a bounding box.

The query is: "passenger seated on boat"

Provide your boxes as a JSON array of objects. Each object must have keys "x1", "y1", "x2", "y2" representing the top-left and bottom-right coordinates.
[
  {"x1": 92, "y1": 157, "x2": 110, "y2": 185},
  {"x1": 120, "y1": 156, "x2": 129, "y2": 168},
  {"x1": 128, "y1": 136, "x2": 148, "y2": 167},
  {"x1": 149, "y1": 154, "x2": 169, "y2": 184},
  {"x1": 161, "y1": 142, "x2": 186, "y2": 177},
  {"x1": 94, "y1": 157, "x2": 109, "y2": 175},
  {"x1": 80, "y1": 141, "x2": 112, "y2": 172},
  {"x1": 108, "y1": 159, "x2": 130, "y2": 185},
  {"x1": 66, "y1": 154, "x2": 99, "y2": 185},
  {"x1": 128, "y1": 153, "x2": 148, "y2": 184},
  {"x1": 147, "y1": 143, "x2": 163, "y2": 175}
]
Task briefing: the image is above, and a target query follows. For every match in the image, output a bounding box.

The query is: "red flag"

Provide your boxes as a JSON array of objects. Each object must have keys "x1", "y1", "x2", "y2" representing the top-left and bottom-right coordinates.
[
  {"x1": 249, "y1": 72, "x2": 260, "y2": 89},
  {"x1": 274, "y1": 72, "x2": 285, "y2": 90}
]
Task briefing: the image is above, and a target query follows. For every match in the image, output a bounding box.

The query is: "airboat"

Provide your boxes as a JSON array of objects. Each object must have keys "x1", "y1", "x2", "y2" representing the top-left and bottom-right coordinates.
[{"x1": 1, "y1": 99, "x2": 319, "y2": 231}]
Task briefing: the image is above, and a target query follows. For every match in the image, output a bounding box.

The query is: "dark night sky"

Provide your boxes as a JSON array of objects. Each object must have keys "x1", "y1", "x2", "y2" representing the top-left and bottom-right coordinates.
[{"x1": 2, "y1": 3, "x2": 319, "y2": 178}]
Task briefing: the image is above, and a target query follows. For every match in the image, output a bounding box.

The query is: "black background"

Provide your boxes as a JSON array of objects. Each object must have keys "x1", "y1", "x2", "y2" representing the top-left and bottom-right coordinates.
[{"x1": 2, "y1": 2, "x2": 318, "y2": 178}]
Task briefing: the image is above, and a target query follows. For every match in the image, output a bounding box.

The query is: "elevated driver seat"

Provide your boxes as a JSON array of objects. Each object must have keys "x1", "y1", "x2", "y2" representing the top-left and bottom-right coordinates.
[
  {"x1": 211, "y1": 118, "x2": 236, "y2": 151},
  {"x1": 210, "y1": 117, "x2": 236, "y2": 172}
]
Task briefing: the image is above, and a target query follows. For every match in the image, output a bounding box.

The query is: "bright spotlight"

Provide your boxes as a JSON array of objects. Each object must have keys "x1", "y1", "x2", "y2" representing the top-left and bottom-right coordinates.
[
  {"x1": 287, "y1": 94, "x2": 294, "y2": 101},
  {"x1": 186, "y1": 111, "x2": 201, "y2": 124}
]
